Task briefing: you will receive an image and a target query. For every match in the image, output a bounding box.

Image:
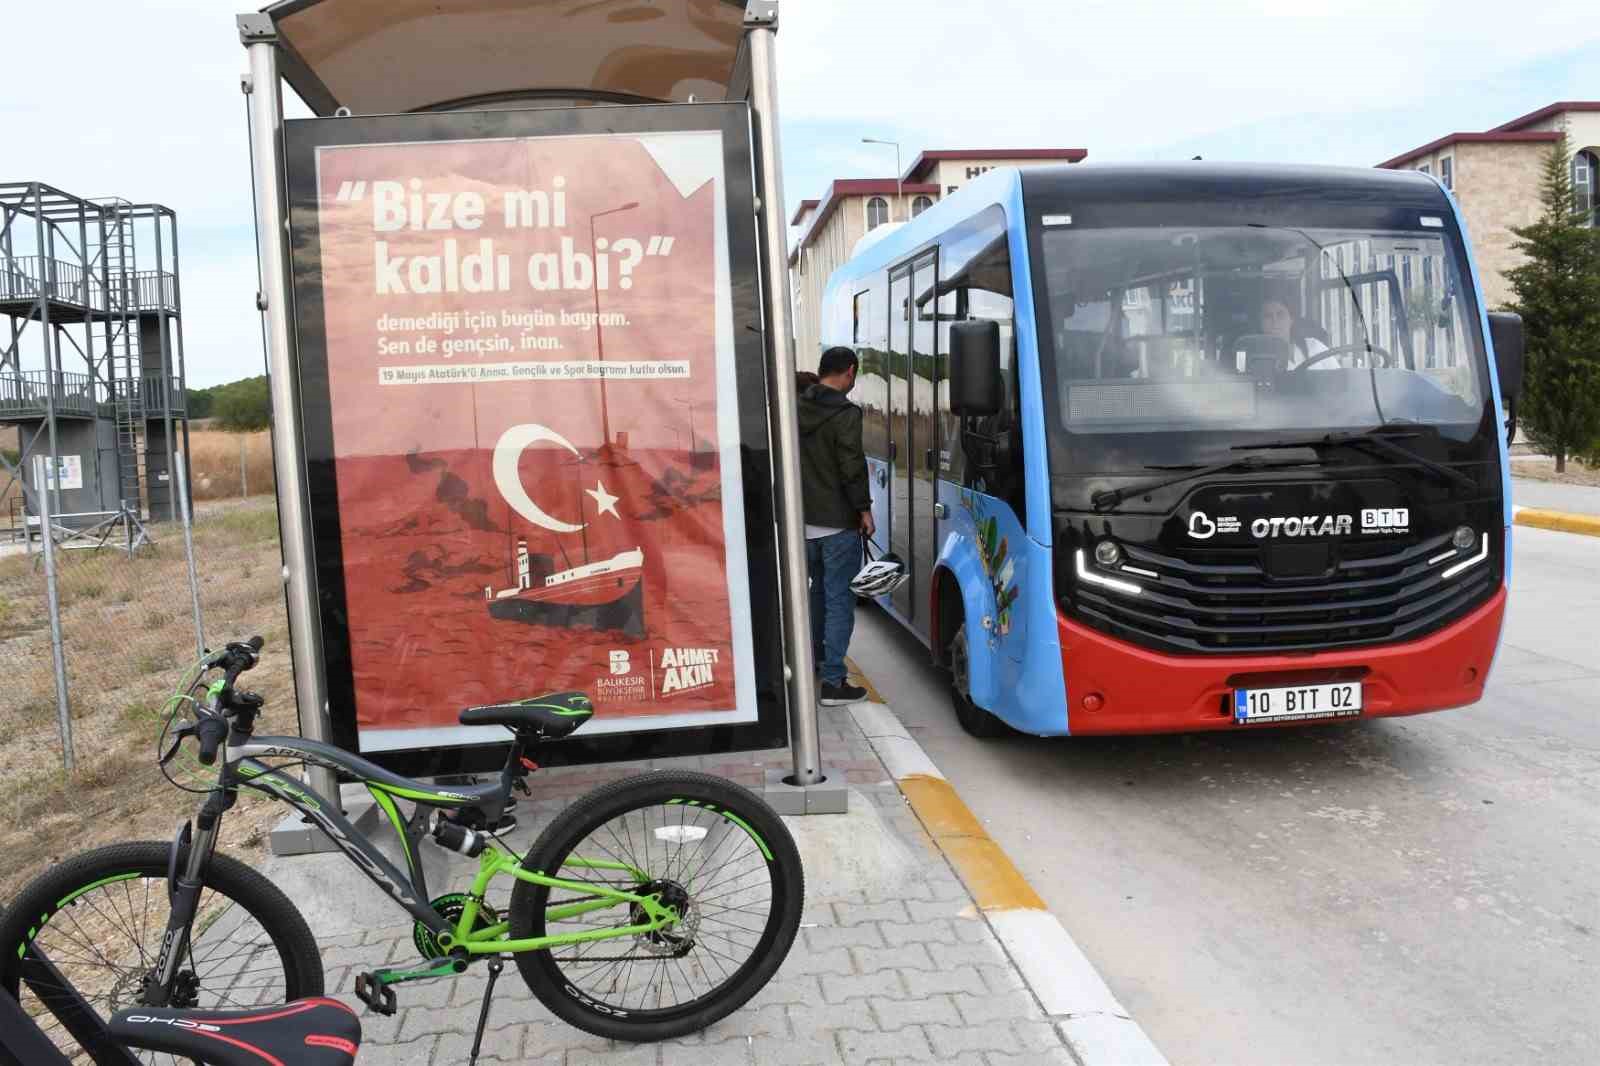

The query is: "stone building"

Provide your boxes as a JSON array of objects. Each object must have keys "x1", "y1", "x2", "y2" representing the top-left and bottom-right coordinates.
[
  {"x1": 788, "y1": 149, "x2": 1086, "y2": 366},
  {"x1": 1377, "y1": 102, "x2": 1600, "y2": 307}
]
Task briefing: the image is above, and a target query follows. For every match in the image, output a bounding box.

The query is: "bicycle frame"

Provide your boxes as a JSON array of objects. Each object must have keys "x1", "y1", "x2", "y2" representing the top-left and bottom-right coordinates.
[{"x1": 209, "y1": 734, "x2": 677, "y2": 955}]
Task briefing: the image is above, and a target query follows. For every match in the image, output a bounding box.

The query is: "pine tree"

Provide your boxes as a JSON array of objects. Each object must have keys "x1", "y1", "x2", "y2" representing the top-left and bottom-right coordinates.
[{"x1": 1504, "y1": 134, "x2": 1600, "y2": 472}]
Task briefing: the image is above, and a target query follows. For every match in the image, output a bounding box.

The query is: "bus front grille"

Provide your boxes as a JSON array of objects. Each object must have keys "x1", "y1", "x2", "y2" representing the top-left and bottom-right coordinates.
[{"x1": 1068, "y1": 530, "x2": 1497, "y2": 654}]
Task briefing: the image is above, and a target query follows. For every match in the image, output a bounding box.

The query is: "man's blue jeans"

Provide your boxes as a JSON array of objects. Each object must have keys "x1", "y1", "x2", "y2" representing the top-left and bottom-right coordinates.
[{"x1": 806, "y1": 529, "x2": 858, "y2": 687}]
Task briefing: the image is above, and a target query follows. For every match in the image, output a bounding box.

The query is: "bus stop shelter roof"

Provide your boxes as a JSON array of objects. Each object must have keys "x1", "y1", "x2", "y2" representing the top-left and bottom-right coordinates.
[{"x1": 259, "y1": 0, "x2": 752, "y2": 117}]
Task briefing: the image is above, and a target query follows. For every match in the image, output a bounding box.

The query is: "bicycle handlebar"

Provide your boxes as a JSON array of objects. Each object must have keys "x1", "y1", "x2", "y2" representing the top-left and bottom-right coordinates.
[{"x1": 195, "y1": 715, "x2": 230, "y2": 766}]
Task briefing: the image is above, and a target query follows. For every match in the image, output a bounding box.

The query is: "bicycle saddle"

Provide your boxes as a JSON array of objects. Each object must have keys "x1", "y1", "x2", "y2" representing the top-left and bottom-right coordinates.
[
  {"x1": 458, "y1": 691, "x2": 593, "y2": 738},
  {"x1": 107, "y1": 997, "x2": 360, "y2": 1065}
]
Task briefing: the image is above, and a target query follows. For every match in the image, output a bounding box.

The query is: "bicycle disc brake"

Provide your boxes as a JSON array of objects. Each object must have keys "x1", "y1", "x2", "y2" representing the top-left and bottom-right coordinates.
[{"x1": 413, "y1": 893, "x2": 499, "y2": 959}]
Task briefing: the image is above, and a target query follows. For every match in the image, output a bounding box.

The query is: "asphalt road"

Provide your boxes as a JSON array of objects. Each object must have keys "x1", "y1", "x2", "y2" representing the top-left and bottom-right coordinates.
[{"x1": 850, "y1": 523, "x2": 1599, "y2": 1066}]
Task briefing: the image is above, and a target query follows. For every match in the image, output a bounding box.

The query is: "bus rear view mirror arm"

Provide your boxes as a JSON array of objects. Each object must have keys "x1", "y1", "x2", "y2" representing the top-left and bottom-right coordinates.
[
  {"x1": 1488, "y1": 312, "x2": 1523, "y2": 444},
  {"x1": 950, "y1": 319, "x2": 1002, "y2": 415},
  {"x1": 1488, "y1": 312, "x2": 1524, "y2": 404}
]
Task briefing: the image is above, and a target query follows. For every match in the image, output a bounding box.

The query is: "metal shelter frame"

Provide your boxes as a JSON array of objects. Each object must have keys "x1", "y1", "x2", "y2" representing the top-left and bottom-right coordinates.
[
  {"x1": 237, "y1": 0, "x2": 830, "y2": 811},
  {"x1": 0, "y1": 182, "x2": 190, "y2": 542}
]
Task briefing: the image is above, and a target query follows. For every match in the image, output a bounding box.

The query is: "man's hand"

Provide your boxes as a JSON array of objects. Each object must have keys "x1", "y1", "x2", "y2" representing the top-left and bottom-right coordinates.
[{"x1": 859, "y1": 511, "x2": 875, "y2": 539}]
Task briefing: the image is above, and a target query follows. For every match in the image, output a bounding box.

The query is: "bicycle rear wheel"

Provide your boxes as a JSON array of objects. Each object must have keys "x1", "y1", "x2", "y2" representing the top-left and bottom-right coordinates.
[
  {"x1": 0, "y1": 841, "x2": 324, "y2": 1065},
  {"x1": 510, "y1": 771, "x2": 803, "y2": 1042}
]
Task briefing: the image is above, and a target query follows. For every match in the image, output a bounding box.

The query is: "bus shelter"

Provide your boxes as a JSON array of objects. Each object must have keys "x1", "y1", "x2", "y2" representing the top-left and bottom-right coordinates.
[{"x1": 237, "y1": 0, "x2": 837, "y2": 818}]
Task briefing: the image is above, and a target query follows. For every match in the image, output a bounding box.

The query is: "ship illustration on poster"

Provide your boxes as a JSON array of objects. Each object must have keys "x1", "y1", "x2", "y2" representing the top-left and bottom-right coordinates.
[{"x1": 483, "y1": 422, "x2": 646, "y2": 637}]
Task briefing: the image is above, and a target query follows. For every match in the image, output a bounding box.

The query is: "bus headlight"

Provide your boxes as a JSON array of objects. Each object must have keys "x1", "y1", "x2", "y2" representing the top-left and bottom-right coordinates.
[
  {"x1": 1076, "y1": 549, "x2": 1142, "y2": 596},
  {"x1": 1094, "y1": 540, "x2": 1123, "y2": 567},
  {"x1": 1451, "y1": 525, "x2": 1475, "y2": 550}
]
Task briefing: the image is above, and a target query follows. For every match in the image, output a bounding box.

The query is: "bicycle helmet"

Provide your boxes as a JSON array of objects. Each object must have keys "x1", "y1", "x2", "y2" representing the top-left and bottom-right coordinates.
[{"x1": 851, "y1": 538, "x2": 909, "y2": 597}]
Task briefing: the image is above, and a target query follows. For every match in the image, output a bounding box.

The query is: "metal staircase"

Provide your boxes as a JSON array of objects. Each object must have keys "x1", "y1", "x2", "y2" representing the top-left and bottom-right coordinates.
[{"x1": 97, "y1": 200, "x2": 145, "y2": 516}]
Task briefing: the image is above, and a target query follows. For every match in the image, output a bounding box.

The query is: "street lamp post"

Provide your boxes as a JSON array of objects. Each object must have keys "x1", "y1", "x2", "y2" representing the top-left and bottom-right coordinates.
[
  {"x1": 861, "y1": 137, "x2": 902, "y2": 220},
  {"x1": 589, "y1": 201, "x2": 639, "y2": 450}
]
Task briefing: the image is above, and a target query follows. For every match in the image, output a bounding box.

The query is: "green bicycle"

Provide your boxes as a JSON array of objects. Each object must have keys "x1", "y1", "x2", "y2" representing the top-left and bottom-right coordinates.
[{"x1": 0, "y1": 638, "x2": 804, "y2": 1062}]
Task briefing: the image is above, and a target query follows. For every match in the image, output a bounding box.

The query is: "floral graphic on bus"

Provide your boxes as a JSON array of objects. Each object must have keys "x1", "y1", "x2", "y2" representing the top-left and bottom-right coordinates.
[{"x1": 961, "y1": 491, "x2": 1020, "y2": 636}]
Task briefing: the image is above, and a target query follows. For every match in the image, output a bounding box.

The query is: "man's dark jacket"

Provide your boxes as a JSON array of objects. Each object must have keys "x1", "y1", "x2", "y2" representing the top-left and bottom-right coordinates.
[{"x1": 798, "y1": 382, "x2": 871, "y2": 529}]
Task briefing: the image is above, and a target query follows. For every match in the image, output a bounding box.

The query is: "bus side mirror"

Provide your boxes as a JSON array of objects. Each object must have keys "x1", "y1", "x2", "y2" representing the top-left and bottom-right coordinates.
[
  {"x1": 950, "y1": 320, "x2": 1002, "y2": 415},
  {"x1": 1488, "y1": 312, "x2": 1524, "y2": 403}
]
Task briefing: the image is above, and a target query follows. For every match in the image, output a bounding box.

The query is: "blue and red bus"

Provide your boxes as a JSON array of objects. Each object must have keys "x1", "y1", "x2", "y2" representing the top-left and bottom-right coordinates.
[{"x1": 819, "y1": 163, "x2": 1522, "y2": 736}]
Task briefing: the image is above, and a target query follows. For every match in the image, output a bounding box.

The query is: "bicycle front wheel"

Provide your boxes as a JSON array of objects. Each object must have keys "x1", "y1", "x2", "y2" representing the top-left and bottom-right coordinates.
[
  {"x1": 510, "y1": 771, "x2": 804, "y2": 1042},
  {"x1": 0, "y1": 841, "x2": 324, "y2": 1064}
]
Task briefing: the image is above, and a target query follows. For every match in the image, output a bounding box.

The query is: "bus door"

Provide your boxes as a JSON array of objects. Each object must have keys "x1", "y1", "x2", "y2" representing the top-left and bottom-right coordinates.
[
  {"x1": 909, "y1": 250, "x2": 938, "y2": 635},
  {"x1": 887, "y1": 265, "x2": 913, "y2": 618}
]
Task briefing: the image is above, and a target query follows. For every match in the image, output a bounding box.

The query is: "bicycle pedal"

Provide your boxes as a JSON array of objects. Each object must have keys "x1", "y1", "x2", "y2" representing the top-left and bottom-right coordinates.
[{"x1": 353, "y1": 971, "x2": 397, "y2": 1016}]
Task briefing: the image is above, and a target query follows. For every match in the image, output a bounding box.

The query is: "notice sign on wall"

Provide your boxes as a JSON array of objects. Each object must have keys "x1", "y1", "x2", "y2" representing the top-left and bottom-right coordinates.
[
  {"x1": 284, "y1": 106, "x2": 782, "y2": 768},
  {"x1": 41, "y1": 455, "x2": 82, "y2": 491}
]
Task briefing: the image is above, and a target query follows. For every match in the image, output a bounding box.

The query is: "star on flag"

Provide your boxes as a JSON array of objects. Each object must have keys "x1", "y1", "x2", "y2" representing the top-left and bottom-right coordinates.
[{"x1": 586, "y1": 481, "x2": 621, "y2": 519}]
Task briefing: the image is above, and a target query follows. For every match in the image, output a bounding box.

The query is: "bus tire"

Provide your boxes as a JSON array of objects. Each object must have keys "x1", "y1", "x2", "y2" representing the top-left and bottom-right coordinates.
[{"x1": 949, "y1": 620, "x2": 1010, "y2": 739}]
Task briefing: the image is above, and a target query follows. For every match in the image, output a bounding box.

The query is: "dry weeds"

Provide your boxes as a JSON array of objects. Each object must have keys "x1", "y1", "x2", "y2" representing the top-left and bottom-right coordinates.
[
  {"x1": 1511, "y1": 459, "x2": 1600, "y2": 488},
  {"x1": 187, "y1": 429, "x2": 275, "y2": 500},
  {"x1": 0, "y1": 494, "x2": 293, "y2": 900}
]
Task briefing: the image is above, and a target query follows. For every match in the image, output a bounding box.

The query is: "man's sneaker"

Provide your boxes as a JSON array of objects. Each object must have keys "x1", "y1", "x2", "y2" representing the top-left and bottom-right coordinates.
[{"x1": 820, "y1": 681, "x2": 867, "y2": 706}]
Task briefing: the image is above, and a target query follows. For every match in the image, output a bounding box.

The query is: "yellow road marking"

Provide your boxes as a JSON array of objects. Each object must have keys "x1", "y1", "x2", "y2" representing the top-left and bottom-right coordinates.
[
  {"x1": 844, "y1": 657, "x2": 887, "y2": 703},
  {"x1": 1515, "y1": 508, "x2": 1600, "y2": 537},
  {"x1": 899, "y1": 773, "x2": 1046, "y2": 913}
]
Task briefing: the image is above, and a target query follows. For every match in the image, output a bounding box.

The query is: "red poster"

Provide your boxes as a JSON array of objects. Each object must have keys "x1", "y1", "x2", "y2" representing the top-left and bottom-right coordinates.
[{"x1": 311, "y1": 132, "x2": 757, "y2": 752}]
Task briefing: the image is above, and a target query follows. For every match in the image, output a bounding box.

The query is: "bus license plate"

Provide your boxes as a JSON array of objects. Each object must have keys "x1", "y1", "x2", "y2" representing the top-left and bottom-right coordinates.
[{"x1": 1234, "y1": 682, "x2": 1362, "y2": 724}]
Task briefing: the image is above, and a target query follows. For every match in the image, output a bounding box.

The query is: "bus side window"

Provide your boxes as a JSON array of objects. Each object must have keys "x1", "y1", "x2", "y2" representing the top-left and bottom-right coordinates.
[
  {"x1": 856, "y1": 285, "x2": 890, "y2": 461},
  {"x1": 933, "y1": 205, "x2": 1019, "y2": 509}
]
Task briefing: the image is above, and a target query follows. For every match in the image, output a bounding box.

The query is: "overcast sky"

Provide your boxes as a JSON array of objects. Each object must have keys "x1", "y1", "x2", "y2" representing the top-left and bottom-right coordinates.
[{"x1": 3, "y1": 1, "x2": 1597, "y2": 387}]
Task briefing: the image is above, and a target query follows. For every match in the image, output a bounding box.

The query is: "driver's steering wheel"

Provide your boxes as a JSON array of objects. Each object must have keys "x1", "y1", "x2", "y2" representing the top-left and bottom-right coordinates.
[{"x1": 1293, "y1": 343, "x2": 1396, "y2": 371}]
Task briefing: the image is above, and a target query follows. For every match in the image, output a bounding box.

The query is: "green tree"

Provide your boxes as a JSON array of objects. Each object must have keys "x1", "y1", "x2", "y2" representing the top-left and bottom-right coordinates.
[
  {"x1": 212, "y1": 375, "x2": 272, "y2": 432},
  {"x1": 1504, "y1": 134, "x2": 1600, "y2": 472},
  {"x1": 186, "y1": 386, "x2": 214, "y2": 419}
]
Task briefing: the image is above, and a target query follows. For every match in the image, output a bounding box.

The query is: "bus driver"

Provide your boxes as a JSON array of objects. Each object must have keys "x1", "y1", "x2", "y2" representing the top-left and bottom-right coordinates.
[{"x1": 1260, "y1": 292, "x2": 1336, "y2": 370}]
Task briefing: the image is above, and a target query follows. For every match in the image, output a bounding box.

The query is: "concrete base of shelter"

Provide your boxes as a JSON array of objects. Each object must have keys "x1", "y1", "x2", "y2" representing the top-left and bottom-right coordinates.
[{"x1": 762, "y1": 765, "x2": 849, "y2": 814}]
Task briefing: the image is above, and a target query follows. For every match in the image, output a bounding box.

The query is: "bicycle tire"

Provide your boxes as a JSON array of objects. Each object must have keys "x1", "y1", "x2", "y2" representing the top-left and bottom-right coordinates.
[
  {"x1": 0, "y1": 841, "x2": 324, "y2": 1064},
  {"x1": 510, "y1": 771, "x2": 803, "y2": 1042}
]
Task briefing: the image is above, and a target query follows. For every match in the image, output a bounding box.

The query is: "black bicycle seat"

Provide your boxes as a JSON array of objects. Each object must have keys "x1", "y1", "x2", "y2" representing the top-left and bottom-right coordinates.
[
  {"x1": 458, "y1": 691, "x2": 594, "y2": 738},
  {"x1": 107, "y1": 997, "x2": 360, "y2": 1065}
]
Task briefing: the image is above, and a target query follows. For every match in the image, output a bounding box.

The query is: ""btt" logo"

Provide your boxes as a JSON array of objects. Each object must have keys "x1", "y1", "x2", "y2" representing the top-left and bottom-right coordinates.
[
  {"x1": 1361, "y1": 508, "x2": 1409, "y2": 532},
  {"x1": 608, "y1": 650, "x2": 631, "y2": 675}
]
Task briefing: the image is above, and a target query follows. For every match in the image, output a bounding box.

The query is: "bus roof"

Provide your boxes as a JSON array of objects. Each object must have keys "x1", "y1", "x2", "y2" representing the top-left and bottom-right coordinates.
[
  {"x1": 1019, "y1": 161, "x2": 1447, "y2": 212},
  {"x1": 822, "y1": 161, "x2": 1453, "y2": 302}
]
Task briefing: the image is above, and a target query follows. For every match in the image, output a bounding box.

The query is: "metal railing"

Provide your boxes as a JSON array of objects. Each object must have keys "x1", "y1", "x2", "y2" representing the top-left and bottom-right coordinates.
[
  {"x1": 0, "y1": 370, "x2": 99, "y2": 418},
  {"x1": 131, "y1": 271, "x2": 178, "y2": 312},
  {"x1": 138, "y1": 373, "x2": 185, "y2": 413},
  {"x1": 0, "y1": 256, "x2": 92, "y2": 307},
  {"x1": 0, "y1": 258, "x2": 177, "y2": 313}
]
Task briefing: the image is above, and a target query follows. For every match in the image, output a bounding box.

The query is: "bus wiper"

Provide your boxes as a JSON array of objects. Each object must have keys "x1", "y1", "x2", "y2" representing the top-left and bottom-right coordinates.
[
  {"x1": 1232, "y1": 429, "x2": 1475, "y2": 492},
  {"x1": 1090, "y1": 454, "x2": 1323, "y2": 512}
]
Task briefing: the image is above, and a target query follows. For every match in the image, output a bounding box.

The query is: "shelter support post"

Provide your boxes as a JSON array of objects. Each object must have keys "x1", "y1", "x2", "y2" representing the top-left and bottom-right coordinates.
[
  {"x1": 746, "y1": 2, "x2": 845, "y2": 814},
  {"x1": 239, "y1": 14, "x2": 342, "y2": 839}
]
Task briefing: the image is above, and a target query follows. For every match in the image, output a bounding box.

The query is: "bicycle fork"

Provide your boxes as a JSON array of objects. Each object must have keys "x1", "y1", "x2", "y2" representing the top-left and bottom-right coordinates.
[{"x1": 148, "y1": 803, "x2": 225, "y2": 1006}]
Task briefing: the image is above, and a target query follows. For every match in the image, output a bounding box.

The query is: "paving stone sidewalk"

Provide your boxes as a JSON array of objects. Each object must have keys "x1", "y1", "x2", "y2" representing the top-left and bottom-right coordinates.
[{"x1": 286, "y1": 702, "x2": 1079, "y2": 1065}]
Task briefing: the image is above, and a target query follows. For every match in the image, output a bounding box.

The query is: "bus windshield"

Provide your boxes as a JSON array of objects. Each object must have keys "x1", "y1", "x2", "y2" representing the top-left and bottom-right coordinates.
[{"x1": 1039, "y1": 225, "x2": 1490, "y2": 449}]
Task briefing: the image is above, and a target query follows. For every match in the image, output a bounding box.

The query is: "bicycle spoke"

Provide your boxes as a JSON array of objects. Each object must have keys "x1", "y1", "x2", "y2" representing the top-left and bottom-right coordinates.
[
  {"x1": 12, "y1": 872, "x2": 292, "y2": 1063},
  {"x1": 537, "y1": 798, "x2": 779, "y2": 1018}
]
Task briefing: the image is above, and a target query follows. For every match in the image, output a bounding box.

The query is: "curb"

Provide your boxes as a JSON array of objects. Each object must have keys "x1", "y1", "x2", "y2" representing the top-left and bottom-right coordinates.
[
  {"x1": 847, "y1": 700, "x2": 1170, "y2": 1066},
  {"x1": 1512, "y1": 504, "x2": 1600, "y2": 538}
]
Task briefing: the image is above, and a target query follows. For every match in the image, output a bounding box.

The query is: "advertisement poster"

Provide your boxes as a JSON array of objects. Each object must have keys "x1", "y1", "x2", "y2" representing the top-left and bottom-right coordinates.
[{"x1": 296, "y1": 117, "x2": 770, "y2": 758}]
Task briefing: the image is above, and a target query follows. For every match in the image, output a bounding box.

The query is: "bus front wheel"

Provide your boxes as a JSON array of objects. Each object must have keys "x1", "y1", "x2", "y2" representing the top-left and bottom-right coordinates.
[{"x1": 949, "y1": 620, "x2": 1010, "y2": 739}]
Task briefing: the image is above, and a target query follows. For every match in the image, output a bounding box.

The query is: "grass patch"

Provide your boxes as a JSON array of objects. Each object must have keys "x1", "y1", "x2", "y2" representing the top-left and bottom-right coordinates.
[
  {"x1": 211, "y1": 506, "x2": 280, "y2": 543},
  {"x1": 136, "y1": 651, "x2": 170, "y2": 676},
  {"x1": 144, "y1": 608, "x2": 174, "y2": 629},
  {"x1": 121, "y1": 701, "x2": 157, "y2": 725}
]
